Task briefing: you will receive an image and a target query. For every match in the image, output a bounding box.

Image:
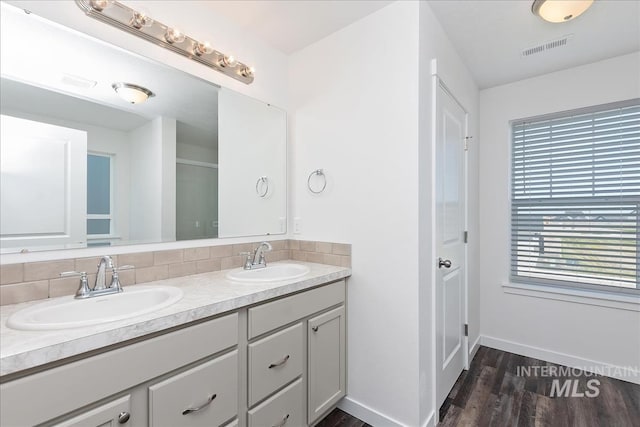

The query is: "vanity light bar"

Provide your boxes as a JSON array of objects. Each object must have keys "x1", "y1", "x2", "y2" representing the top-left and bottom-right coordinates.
[{"x1": 76, "y1": 0, "x2": 255, "y2": 84}]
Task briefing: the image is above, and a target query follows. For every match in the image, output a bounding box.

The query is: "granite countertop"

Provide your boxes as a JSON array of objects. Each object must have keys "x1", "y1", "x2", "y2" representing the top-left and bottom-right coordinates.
[{"x1": 0, "y1": 261, "x2": 350, "y2": 377}]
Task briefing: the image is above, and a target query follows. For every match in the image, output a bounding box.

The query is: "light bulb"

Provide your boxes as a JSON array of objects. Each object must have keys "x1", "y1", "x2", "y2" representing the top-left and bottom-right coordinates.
[
  {"x1": 130, "y1": 11, "x2": 153, "y2": 29},
  {"x1": 165, "y1": 27, "x2": 186, "y2": 44},
  {"x1": 218, "y1": 55, "x2": 237, "y2": 68},
  {"x1": 194, "y1": 41, "x2": 214, "y2": 56},
  {"x1": 89, "y1": 0, "x2": 113, "y2": 11},
  {"x1": 239, "y1": 65, "x2": 255, "y2": 78}
]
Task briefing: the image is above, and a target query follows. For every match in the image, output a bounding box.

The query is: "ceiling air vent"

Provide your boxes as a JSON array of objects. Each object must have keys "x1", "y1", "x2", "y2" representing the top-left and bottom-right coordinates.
[{"x1": 521, "y1": 34, "x2": 573, "y2": 57}]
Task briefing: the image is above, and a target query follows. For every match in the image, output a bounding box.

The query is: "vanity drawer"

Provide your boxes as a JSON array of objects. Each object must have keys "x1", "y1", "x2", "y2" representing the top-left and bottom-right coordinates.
[
  {"x1": 248, "y1": 323, "x2": 303, "y2": 406},
  {"x1": 248, "y1": 280, "x2": 345, "y2": 338},
  {"x1": 248, "y1": 378, "x2": 303, "y2": 427},
  {"x1": 148, "y1": 350, "x2": 238, "y2": 427}
]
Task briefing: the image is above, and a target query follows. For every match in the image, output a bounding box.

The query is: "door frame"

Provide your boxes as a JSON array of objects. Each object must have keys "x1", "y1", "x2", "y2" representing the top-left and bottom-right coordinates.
[{"x1": 431, "y1": 64, "x2": 471, "y2": 413}]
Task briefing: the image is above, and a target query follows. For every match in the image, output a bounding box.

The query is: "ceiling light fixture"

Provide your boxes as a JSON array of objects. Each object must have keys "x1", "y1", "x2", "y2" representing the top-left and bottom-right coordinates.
[
  {"x1": 532, "y1": 0, "x2": 594, "y2": 23},
  {"x1": 112, "y1": 82, "x2": 155, "y2": 104},
  {"x1": 76, "y1": 0, "x2": 255, "y2": 84}
]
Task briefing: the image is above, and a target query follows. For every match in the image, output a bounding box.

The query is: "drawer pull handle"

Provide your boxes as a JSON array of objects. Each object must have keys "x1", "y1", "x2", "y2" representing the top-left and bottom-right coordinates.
[
  {"x1": 312, "y1": 326, "x2": 319, "y2": 332},
  {"x1": 272, "y1": 413, "x2": 290, "y2": 427},
  {"x1": 268, "y1": 354, "x2": 290, "y2": 369},
  {"x1": 182, "y1": 394, "x2": 217, "y2": 415}
]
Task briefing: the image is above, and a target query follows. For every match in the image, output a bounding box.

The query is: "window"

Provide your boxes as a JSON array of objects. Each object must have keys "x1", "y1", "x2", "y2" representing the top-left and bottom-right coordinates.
[
  {"x1": 87, "y1": 153, "x2": 113, "y2": 238},
  {"x1": 511, "y1": 100, "x2": 639, "y2": 293}
]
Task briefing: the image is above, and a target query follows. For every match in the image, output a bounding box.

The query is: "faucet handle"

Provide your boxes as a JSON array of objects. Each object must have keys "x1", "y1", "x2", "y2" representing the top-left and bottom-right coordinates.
[
  {"x1": 61, "y1": 271, "x2": 91, "y2": 298},
  {"x1": 239, "y1": 252, "x2": 252, "y2": 269},
  {"x1": 109, "y1": 265, "x2": 134, "y2": 292},
  {"x1": 60, "y1": 270, "x2": 86, "y2": 278}
]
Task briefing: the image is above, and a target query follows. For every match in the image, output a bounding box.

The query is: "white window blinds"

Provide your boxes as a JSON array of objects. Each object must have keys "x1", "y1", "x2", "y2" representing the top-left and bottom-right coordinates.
[{"x1": 511, "y1": 100, "x2": 639, "y2": 292}]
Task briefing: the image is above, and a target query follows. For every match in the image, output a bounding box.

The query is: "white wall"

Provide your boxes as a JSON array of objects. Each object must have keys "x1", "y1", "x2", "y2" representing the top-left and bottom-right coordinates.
[
  {"x1": 418, "y1": 2, "x2": 480, "y2": 424},
  {"x1": 218, "y1": 89, "x2": 287, "y2": 238},
  {"x1": 1, "y1": 0, "x2": 290, "y2": 264},
  {"x1": 290, "y1": 2, "x2": 421, "y2": 425},
  {"x1": 479, "y1": 52, "x2": 640, "y2": 381},
  {"x1": 128, "y1": 117, "x2": 175, "y2": 243}
]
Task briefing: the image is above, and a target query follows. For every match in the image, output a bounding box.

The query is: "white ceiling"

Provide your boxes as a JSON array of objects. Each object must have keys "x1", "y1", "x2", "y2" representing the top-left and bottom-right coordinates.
[
  {"x1": 201, "y1": 0, "x2": 394, "y2": 54},
  {"x1": 204, "y1": 0, "x2": 639, "y2": 89},
  {"x1": 429, "y1": 0, "x2": 640, "y2": 89}
]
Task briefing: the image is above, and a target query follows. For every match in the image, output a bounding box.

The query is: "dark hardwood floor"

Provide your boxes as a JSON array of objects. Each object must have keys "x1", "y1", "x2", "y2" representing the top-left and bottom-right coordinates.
[
  {"x1": 316, "y1": 408, "x2": 371, "y2": 427},
  {"x1": 440, "y1": 346, "x2": 640, "y2": 427},
  {"x1": 320, "y1": 346, "x2": 640, "y2": 427}
]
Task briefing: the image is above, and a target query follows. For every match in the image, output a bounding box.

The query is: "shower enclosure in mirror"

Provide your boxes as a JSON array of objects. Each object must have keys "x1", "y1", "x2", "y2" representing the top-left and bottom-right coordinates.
[{"x1": 0, "y1": 2, "x2": 286, "y2": 254}]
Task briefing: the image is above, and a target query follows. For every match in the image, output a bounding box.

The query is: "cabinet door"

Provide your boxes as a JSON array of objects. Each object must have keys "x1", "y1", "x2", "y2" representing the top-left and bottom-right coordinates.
[
  {"x1": 307, "y1": 306, "x2": 346, "y2": 424},
  {"x1": 53, "y1": 395, "x2": 131, "y2": 427},
  {"x1": 148, "y1": 351, "x2": 238, "y2": 427}
]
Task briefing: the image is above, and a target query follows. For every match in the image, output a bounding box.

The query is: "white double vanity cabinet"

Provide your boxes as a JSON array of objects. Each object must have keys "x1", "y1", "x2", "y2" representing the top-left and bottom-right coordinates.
[{"x1": 0, "y1": 266, "x2": 348, "y2": 427}]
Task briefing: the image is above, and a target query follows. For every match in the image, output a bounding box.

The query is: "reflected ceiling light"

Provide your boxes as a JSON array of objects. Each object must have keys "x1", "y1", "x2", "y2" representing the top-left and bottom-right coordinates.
[
  {"x1": 112, "y1": 82, "x2": 155, "y2": 104},
  {"x1": 532, "y1": 0, "x2": 594, "y2": 23},
  {"x1": 77, "y1": 0, "x2": 255, "y2": 84}
]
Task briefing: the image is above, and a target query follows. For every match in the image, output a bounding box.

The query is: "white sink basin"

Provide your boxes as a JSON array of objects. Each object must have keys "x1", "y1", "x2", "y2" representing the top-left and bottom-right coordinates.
[
  {"x1": 226, "y1": 263, "x2": 310, "y2": 283},
  {"x1": 6, "y1": 286, "x2": 183, "y2": 331}
]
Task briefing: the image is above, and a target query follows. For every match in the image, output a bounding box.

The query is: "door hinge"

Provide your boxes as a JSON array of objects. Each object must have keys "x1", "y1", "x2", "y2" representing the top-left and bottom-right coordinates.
[
  {"x1": 464, "y1": 324, "x2": 469, "y2": 337},
  {"x1": 464, "y1": 231, "x2": 468, "y2": 243},
  {"x1": 464, "y1": 136, "x2": 473, "y2": 151}
]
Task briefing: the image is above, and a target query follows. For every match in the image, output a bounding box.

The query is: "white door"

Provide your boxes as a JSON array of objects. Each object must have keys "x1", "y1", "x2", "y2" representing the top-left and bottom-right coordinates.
[
  {"x1": 0, "y1": 115, "x2": 87, "y2": 252},
  {"x1": 435, "y1": 82, "x2": 467, "y2": 408}
]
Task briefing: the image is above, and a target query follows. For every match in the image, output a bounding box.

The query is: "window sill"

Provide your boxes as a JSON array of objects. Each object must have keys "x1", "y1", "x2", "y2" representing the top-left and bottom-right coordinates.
[{"x1": 502, "y1": 282, "x2": 640, "y2": 312}]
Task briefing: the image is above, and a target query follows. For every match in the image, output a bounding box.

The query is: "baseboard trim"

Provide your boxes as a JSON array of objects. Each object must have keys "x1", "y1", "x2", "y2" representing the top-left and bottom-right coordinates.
[
  {"x1": 481, "y1": 335, "x2": 640, "y2": 385},
  {"x1": 338, "y1": 396, "x2": 406, "y2": 427},
  {"x1": 469, "y1": 335, "x2": 481, "y2": 361}
]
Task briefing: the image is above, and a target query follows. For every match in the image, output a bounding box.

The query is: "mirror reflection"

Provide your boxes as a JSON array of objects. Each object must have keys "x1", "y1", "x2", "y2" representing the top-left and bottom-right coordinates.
[{"x1": 0, "y1": 4, "x2": 286, "y2": 254}]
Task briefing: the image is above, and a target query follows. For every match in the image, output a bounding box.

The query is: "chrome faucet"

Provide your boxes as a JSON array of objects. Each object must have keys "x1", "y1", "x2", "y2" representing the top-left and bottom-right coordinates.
[
  {"x1": 60, "y1": 256, "x2": 133, "y2": 299},
  {"x1": 94, "y1": 255, "x2": 114, "y2": 290},
  {"x1": 240, "y1": 242, "x2": 272, "y2": 270}
]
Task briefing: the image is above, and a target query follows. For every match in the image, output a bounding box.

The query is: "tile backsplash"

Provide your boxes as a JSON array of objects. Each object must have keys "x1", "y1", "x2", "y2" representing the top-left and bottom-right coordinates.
[{"x1": 0, "y1": 240, "x2": 351, "y2": 305}]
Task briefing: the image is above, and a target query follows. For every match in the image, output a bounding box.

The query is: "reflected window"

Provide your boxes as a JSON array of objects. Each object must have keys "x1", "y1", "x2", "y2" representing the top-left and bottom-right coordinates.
[{"x1": 87, "y1": 153, "x2": 113, "y2": 237}]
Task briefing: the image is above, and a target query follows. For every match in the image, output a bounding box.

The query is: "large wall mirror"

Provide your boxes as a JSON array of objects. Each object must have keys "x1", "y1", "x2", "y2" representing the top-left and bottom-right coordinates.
[{"x1": 0, "y1": 3, "x2": 287, "y2": 254}]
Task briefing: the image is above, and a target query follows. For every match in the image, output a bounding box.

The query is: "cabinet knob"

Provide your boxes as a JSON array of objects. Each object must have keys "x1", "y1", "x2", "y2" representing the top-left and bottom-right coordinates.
[
  {"x1": 272, "y1": 413, "x2": 290, "y2": 427},
  {"x1": 118, "y1": 412, "x2": 130, "y2": 424}
]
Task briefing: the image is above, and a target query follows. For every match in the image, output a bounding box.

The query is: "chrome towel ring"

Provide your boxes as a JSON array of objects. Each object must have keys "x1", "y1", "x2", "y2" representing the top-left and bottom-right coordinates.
[
  {"x1": 256, "y1": 176, "x2": 269, "y2": 197},
  {"x1": 307, "y1": 169, "x2": 327, "y2": 194}
]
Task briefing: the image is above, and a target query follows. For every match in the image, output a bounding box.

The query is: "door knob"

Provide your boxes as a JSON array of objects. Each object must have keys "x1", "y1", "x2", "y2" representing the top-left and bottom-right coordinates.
[{"x1": 438, "y1": 258, "x2": 452, "y2": 269}]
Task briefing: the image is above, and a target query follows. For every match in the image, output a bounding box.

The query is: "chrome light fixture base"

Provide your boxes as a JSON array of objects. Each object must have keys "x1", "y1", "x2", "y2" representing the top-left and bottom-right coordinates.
[
  {"x1": 112, "y1": 82, "x2": 155, "y2": 104},
  {"x1": 76, "y1": 0, "x2": 255, "y2": 84},
  {"x1": 531, "y1": 0, "x2": 595, "y2": 23}
]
